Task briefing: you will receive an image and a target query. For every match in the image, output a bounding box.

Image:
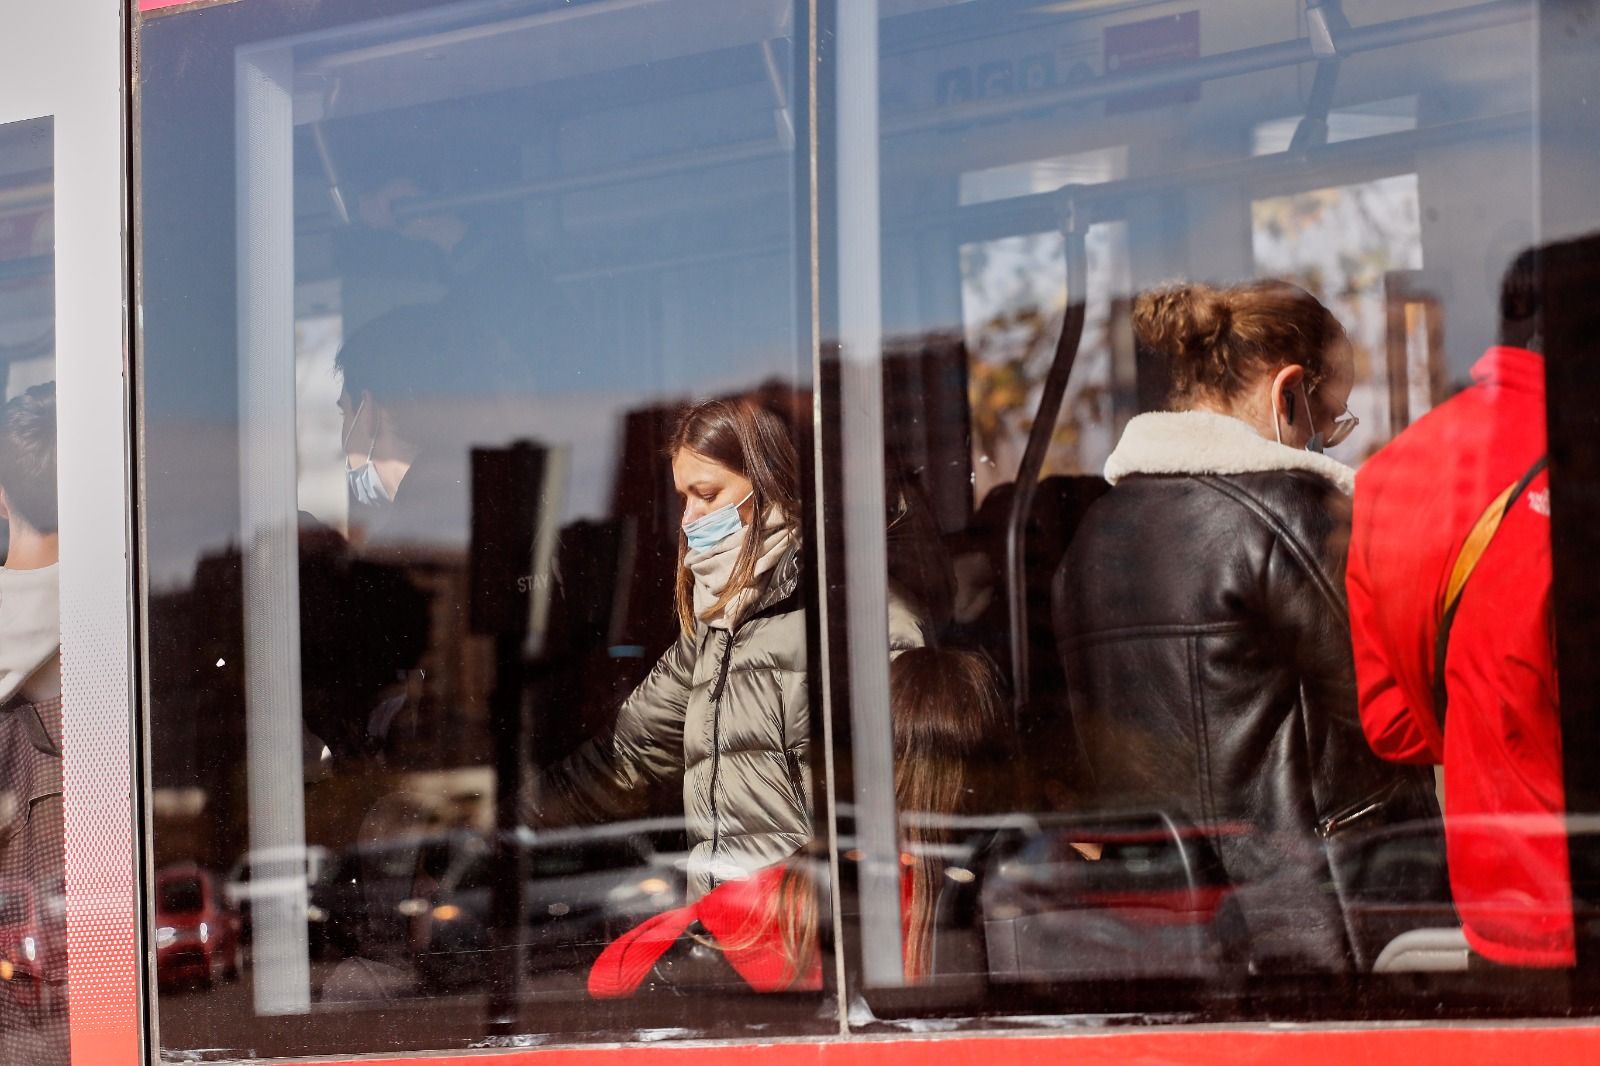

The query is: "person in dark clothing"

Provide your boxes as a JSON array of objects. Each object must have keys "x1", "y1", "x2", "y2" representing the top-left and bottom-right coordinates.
[
  {"x1": 1053, "y1": 280, "x2": 1438, "y2": 974},
  {"x1": 334, "y1": 303, "x2": 505, "y2": 549}
]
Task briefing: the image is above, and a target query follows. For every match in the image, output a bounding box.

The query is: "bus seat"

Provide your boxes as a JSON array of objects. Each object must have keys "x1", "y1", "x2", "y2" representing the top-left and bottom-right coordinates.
[
  {"x1": 1372, "y1": 928, "x2": 1471, "y2": 973},
  {"x1": 980, "y1": 814, "x2": 1227, "y2": 983}
]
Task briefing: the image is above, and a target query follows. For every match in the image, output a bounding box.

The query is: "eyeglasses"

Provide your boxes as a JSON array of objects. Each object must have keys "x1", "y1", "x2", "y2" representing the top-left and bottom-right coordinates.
[
  {"x1": 1307, "y1": 383, "x2": 1360, "y2": 449},
  {"x1": 1324, "y1": 404, "x2": 1359, "y2": 448}
]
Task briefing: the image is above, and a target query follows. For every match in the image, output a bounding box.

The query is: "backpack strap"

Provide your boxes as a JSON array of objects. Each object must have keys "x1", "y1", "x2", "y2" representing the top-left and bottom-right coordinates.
[{"x1": 1431, "y1": 454, "x2": 1549, "y2": 731}]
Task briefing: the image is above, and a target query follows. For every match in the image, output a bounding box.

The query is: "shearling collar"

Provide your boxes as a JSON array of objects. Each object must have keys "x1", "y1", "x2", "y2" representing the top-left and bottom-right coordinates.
[{"x1": 1104, "y1": 411, "x2": 1356, "y2": 496}]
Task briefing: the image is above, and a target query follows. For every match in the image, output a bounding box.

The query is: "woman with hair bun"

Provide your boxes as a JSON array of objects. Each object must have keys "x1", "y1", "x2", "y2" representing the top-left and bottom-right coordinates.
[{"x1": 1053, "y1": 280, "x2": 1439, "y2": 972}]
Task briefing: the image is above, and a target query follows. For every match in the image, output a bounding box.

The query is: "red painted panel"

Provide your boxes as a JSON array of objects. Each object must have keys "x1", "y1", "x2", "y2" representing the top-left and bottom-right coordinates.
[{"x1": 266, "y1": 1026, "x2": 1600, "y2": 1066}]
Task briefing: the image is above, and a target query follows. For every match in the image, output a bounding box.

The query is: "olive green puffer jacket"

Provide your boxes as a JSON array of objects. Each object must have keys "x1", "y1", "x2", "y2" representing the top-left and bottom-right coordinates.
[{"x1": 524, "y1": 543, "x2": 926, "y2": 897}]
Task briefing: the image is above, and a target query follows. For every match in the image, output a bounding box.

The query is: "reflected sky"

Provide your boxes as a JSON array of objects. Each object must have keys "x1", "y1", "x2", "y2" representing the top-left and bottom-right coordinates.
[
  {"x1": 138, "y1": 0, "x2": 1542, "y2": 581},
  {"x1": 0, "y1": 117, "x2": 54, "y2": 410},
  {"x1": 139, "y1": 0, "x2": 803, "y2": 584}
]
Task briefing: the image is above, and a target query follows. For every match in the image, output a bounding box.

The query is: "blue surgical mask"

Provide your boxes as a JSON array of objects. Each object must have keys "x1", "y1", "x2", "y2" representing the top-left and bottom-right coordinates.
[
  {"x1": 683, "y1": 491, "x2": 753, "y2": 552},
  {"x1": 343, "y1": 396, "x2": 392, "y2": 507}
]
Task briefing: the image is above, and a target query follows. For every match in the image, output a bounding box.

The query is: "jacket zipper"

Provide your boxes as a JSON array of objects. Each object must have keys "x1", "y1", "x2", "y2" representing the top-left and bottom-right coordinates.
[
  {"x1": 1316, "y1": 778, "x2": 1408, "y2": 839},
  {"x1": 705, "y1": 628, "x2": 737, "y2": 885},
  {"x1": 784, "y1": 749, "x2": 807, "y2": 813}
]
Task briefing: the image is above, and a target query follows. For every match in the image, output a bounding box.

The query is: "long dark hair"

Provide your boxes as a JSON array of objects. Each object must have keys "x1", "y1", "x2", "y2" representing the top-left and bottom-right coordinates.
[
  {"x1": 668, "y1": 397, "x2": 800, "y2": 631},
  {"x1": 887, "y1": 647, "x2": 1008, "y2": 979}
]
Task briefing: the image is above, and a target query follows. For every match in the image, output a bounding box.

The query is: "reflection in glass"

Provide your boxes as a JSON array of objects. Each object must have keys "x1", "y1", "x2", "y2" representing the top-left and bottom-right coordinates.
[
  {"x1": 0, "y1": 114, "x2": 66, "y2": 1065},
  {"x1": 864, "y1": 0, "x2": 1567, "y2": 1015},
  {"x1": 142, "y1": 0, "x2": 815, "y2": 1055}
]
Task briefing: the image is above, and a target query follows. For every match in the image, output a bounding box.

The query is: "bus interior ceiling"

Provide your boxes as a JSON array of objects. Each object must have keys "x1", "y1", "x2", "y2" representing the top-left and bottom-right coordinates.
[
  {"x1": 881, "y1": 1, "x2": 1532, "y2": 394},
  {"x1": 282, "y1": 0, "x2": 805, "y2": 550},
  {"x1": 256, "y1": 0, "x2": 1542, "y2": 715},
  {"x1": 868, "y1": 0, "x2": 1536, "y2": 731}
]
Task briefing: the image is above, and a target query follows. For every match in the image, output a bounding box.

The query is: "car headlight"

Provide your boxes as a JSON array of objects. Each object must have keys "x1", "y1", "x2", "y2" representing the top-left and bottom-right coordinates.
[
  {"x1": 305, "y1": 905, "x2": 327, "y2": 923},
  {"x1": 198, "y1": 923, "x2": 209, "y2": 945},
  {"x1": 608, "y1": 877, "x2": 675, "y2": 904},
  {"x1": 22, "y1": 938, "x2": 35, "y2": 962},
  {"x1": 155, "y1": 926, "x2": 177, "y2": 949}
]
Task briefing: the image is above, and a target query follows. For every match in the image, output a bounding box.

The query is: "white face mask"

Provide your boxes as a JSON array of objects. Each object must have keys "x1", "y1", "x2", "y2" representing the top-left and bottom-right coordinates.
[
  {"x1": 1273, "y1": 380, "x2": 1322, "y2": 453},
  {"x1": 343, "y1": 395, "x2": 392, "y2": 507}
]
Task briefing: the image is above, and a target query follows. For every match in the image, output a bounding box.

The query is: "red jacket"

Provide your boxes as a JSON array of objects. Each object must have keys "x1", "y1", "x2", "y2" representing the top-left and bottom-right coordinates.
[
  {"x1": 591, "y1": 862, "x2": 919, "y2": 997},
  {"x1": 588, "y1": 864, "x2": 821, "y2": 998},
  {"x1": 1348, "y1": 345, "x2": 1570, "y2": 967}
]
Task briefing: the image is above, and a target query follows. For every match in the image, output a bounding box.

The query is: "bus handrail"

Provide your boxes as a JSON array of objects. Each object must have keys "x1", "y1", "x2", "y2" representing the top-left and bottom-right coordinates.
[{"x1": 1004, "y1": 187, "x2": 1086, "y2": 720}]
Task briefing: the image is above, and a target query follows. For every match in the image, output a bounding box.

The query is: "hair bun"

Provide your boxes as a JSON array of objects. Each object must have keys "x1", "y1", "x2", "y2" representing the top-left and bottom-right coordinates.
[{"x1": 1132, "y1": 282, "x2": 1233, "y2": 362}]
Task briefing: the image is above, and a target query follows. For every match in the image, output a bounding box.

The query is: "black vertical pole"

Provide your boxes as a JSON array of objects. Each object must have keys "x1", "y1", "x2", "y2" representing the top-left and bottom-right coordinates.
[
  {"x1": 470, "y1": 442, "x2": 546, "y2": 1034},
  {"x1": 1003, "y1": 189, "x2": 1086, "y2": 723},
  {"x1": 1538, "y1": 0, "x2": 1600, "y2": 999}
]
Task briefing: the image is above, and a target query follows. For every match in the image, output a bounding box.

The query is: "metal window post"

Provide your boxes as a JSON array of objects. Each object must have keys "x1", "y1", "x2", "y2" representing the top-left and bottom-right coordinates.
[
  {"x1": 235, "y1": 42, "x2": 311, "y2": 1016},
  {"x1": 835, "y1": 0, "x2": 904, "y2": 989}
]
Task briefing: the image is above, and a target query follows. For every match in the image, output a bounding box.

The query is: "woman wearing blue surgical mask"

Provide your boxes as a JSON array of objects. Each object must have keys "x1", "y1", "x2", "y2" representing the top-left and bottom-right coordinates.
[{"x1": 524, "y1": 396, "x2": 926, "y2": 898}]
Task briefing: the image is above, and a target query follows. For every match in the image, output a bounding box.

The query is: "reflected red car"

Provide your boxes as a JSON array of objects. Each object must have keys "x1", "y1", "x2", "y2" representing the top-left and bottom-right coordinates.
[{"x1": 155, "y1": 864, "x2": 243, "y2": 988}]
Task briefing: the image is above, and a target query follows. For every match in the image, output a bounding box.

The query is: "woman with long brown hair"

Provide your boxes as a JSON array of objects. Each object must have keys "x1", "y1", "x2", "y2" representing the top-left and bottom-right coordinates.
[
  {"x1": 586, "y1": 646, "x2": 1008, "y2": 995},
  {"x1": 525, "y1": 396, "x2": 926, "y2": 899}
]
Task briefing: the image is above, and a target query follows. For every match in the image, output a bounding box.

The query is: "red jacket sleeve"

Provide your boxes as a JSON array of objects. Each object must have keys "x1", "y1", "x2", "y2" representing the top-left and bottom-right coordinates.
[{"x1": 1347, "y1": 510, "x2": 1442, "y2": 765}]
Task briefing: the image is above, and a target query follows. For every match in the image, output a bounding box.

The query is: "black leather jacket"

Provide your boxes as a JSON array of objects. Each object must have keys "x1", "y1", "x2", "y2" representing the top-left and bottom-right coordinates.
[{"x1": 1054, "y1": 465, "x2": 1439, "y2": 972}]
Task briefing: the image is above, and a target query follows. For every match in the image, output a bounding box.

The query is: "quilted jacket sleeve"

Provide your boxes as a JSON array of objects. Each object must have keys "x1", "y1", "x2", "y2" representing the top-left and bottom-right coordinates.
[{"x1": 522, "y1": 628, "x2": 698, "y2": 826}]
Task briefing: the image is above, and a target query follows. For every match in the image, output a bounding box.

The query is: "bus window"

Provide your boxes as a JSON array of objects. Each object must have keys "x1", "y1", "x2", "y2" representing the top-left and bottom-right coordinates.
[
  {"x1": 138, "y1": 0, "x2": 828, "y2": 1057},
  {"x1": 838, "y1": 0, "x2": 1591, "y2": 1022}
]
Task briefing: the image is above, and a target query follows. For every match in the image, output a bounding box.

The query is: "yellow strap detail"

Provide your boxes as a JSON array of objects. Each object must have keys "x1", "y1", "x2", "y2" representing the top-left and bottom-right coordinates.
[{"x1": 1442, "y1": 480, "x2": 1519, "y2": 614}]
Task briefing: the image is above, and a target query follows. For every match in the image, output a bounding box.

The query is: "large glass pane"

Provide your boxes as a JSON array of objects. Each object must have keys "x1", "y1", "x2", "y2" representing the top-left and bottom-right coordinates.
[
  {"x1": 138, "y1": 0, "x2": 825, "y2": 1057},
  {"x1": 0, "y1": 115, "x2": 66, "y2": 1063},
  {"x1": 840, "y1": 0, "x2": 1589, "y2": 1022}
]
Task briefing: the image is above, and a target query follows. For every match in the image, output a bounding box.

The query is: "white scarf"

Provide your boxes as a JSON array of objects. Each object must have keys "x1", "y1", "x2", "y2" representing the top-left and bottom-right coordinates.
[
  {"x1": 1104, "y1": 410, "x2": 1356, "y2": 495},
  {"x1": 0, "y1": 563, "x2": 60, "y2": 705},
  {"x1": 686, "y1": 511, "x2": 795, "y2": 630}
]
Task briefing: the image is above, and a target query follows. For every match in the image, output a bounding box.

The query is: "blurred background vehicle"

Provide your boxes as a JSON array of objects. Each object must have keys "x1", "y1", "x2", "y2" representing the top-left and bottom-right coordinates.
[
  {"x1": 224, "y1": 845, "x2": 331, "y2": 941},
  {"x1": 414, "y1": 822, "x2": 688, "y2": 992},
  {"x1": 311, "y1": 832, "x2": 478, "y2": 964},
  {"x1": 154, "y1": 863, "x2": 244, "y2": 989}
]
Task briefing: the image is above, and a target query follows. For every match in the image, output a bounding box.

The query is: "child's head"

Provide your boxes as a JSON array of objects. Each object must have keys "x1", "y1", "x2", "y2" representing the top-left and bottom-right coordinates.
[
  {"x1": 890, "y1": 646, "x2": 1008, "y2": 822},
  {"x1": 888, "y1": 646, "x2": 1009, "y2": 980}
]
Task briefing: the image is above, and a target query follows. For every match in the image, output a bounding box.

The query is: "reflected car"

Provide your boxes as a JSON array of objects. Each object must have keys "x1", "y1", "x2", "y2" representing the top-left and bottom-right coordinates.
[
  {"x1": 312, "y1": 832, "x2": 478, "y2": 962},
  {"x1": 224, "y1": 844, "x2": 331, "y2": 939},
  {"x1": 977, "y1": 811, "x2": 1454, "y2": 981},
  {"x1": 154, "y1": 864, "x2": 244, "y2": 988},
  {"x1": 948, "y1": 812, "x2": 1236, "y2": 983},
  {"x1": 413, "y1": 822, "x2": 688, "y2": 991}
]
